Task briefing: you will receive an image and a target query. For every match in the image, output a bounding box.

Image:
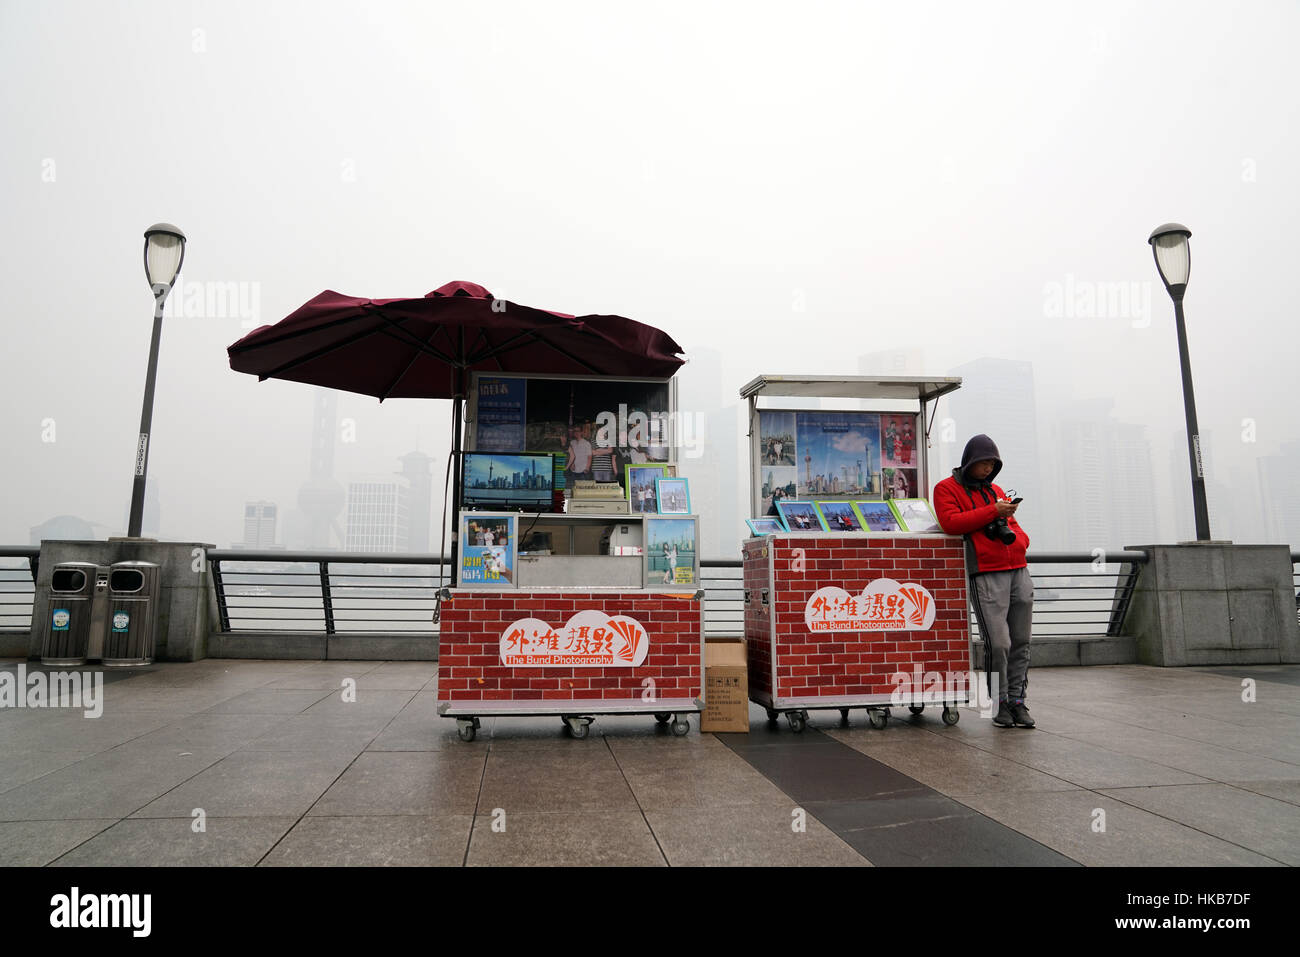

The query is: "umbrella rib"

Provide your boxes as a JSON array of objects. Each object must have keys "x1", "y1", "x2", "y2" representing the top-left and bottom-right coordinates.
[
  {"x1": 468, "y1": 328, "x2": 604, "y2": 375},
  {"x1": 489, "y1": 330, "x2": 605, "y2": 374}
]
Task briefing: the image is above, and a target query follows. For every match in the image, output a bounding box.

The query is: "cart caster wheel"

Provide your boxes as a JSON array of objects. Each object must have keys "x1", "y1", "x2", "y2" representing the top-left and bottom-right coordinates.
[
  {"x1": 671, "y1": 717, "x2": 690, "y2": 736},
  {"x1": 456, "y1": 718, "x2": 478, "y2": 742},
  {"x1": 839, "y1": 708, "x2": 850, "y2": 721},
  {"x1": 787, "y1": 711, "x2": 807, "y2": 733},
  {"x1": 654, "y1": 712, "x2": 671, "y2": 724},
  {"x1": 909, "y1": 704, "x2": 924, "y2": 715},
  {"x1": 563, "y1": 716, "x2": 593, "y2": 739},
  {"x1": 765, "y1": 708, "x2": 780, "y2": 723},
  {"x1": 942, "y1": 707, "x2": 960, "y2": 726},
  {"x1": 869, "y1": 709, "x2": 888, "y2": 730}
]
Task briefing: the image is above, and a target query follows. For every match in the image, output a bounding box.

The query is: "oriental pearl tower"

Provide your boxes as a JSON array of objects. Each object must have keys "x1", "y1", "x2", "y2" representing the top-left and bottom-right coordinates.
[{"x1": 804, "y1": 451, "x2": 812, "y2": 494}]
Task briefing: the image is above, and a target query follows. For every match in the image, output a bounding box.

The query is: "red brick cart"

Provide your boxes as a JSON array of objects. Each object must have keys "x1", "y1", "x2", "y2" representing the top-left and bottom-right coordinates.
[
  {"x1": 740, "y1": 374, "x2": 973, "y2": 731},
  {"x1": 743, "y1": 532, "x2": 972, "y2": 731},
  {"x1": 437, "y1": 587, "x2": 704, "y2": 740}
]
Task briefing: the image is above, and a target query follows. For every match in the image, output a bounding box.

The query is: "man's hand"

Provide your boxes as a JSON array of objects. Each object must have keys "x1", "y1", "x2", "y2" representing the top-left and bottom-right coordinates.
[{"x1": 995, "y1": 501, "x2": 1018, "y2": 518}]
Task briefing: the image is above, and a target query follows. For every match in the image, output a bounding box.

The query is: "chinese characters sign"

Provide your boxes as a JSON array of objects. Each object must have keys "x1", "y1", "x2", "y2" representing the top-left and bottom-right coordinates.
[
  {"x1": 803, "y1": 579, "x2": 935, "y2": 632},
  {"x1": 500, "y1": 610, "x2": 649, "y2": 667}
]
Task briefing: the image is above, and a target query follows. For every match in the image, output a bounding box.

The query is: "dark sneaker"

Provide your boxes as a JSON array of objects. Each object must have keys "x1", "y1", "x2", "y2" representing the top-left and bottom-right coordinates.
[
  {"x1": 1009, "y1": 701, "x2": 1035, "y2": 728},
  {"x1": 992, "y1": 702, "x2": 1014, "y2": 727}
]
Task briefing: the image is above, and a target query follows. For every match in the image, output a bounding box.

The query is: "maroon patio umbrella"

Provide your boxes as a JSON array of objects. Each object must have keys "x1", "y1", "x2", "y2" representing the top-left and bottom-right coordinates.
[
  {"x1": 227, "y1": 280, "x2": 685, "y2": 400},
  {"x1": 227, "y1": 280, "x2": 686, "y2": 557}
]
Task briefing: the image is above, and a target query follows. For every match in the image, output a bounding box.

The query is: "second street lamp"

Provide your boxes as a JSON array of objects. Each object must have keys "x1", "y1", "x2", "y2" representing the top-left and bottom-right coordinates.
[
  {"x1": 127, "y1": 223, "x2": 187, "y2": 538},
  {"x1": 1148, "y1": 222, "x2": 1211, "y2": 541}
]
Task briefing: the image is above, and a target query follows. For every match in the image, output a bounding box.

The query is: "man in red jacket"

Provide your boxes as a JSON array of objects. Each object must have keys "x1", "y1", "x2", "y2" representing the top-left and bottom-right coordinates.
[{"x1": 933, "y1": 434, "x2": 1034, "y2": 729}]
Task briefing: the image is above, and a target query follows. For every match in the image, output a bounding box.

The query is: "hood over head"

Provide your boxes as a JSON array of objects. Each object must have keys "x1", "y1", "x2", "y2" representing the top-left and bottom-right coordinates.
[{"x1": 953, "y1": 434, "x2": 1002, "y2": 486}]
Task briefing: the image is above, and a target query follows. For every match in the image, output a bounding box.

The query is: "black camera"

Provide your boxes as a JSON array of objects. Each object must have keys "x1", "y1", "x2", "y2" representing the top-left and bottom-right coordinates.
[
  {"x1": 984, "y1": 518, "x2": 1017, "y2": 545},
  {"x1": 982, "y1": 490, "x2": 1020, "y2": 545}
]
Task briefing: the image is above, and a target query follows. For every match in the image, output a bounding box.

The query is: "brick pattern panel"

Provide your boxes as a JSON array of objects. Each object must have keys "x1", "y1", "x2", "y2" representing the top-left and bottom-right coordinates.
[
  {"x1": 438, "y1": 590, "x2": 703, "y2": 703},
  {"x1": 743, "y1": 540, "x2": 773, "y2": 698},
  {"x1": 744, "y1": 535, "x2": 971, "y2": 700}
]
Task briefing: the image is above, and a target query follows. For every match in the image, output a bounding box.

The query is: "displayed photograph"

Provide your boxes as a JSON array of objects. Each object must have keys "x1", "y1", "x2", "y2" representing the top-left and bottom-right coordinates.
[
  {"x1": 795, "y1": 411, "x2": 881, "y2": 498},
  {"x1": 645, "y1": 517, "x2": 698, "y2": 587},
  {"x1": 891, "y1": 497, "x2": 941, "y2": 532},
  {"x1": 655, "y1": 477, "x2": 691, "y2": 514},
  {"x1": 521, "y1": 377, "x2": 672, "y2": 473},
  {"x1": 814, "y1": 501, "x2": 864, "y2": 532},
  {"x1": 776, "y1": 500, "x2": 825, "y2": 532},
  {"x1": 855, "y1": 500, "x2": 902, "y2": 532},
  {"x1": 626, "y1": 464, "x2": 669, "y2": 513},
  {"x1": 759, "y1": 411, "x2": 797, "y2": 466},
  {"x1": 760, "y1": 466, "x2": 797, "y2": 517},
  {"x1": 880, "y1": 414, "x2": 918, "y2": 469},
  {"x1": 882, "y1": 467, "x2": 918, "y2": 500},
  {"x1": 461, "y1": 452, "x2": 554, "y2": 511},
  {"x1": 745, "y1": 517, "x2": 786, "y2": 536},
  {"x1": 459, "y1": 513, "x2": 517, "y2": 587}
]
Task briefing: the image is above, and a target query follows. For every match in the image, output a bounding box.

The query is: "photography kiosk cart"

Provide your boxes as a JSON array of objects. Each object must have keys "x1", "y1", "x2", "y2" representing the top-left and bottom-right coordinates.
[
  {"x1": 438, "y1": 372, "x2": 705, "y2": 741},
  {"x1": 741, "y1": 374, "x2": 974, "y2": 732}
]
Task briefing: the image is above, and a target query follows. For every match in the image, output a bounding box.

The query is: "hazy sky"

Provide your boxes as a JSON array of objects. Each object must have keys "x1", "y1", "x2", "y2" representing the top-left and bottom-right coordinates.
[{"x1": 3, "y1": 1, "x2": 1297, "y2": 552}]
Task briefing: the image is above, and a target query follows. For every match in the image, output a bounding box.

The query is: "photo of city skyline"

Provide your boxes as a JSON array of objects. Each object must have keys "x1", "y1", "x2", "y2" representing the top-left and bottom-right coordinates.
[{"x1": 794, "y1": 412, "x2": 881, "y2": 498}]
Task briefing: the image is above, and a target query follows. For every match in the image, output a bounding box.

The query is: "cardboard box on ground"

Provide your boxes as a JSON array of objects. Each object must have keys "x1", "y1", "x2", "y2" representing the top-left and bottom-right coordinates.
[{"x1": 702, "y1": 639, "x2": 748, "y2": 732}]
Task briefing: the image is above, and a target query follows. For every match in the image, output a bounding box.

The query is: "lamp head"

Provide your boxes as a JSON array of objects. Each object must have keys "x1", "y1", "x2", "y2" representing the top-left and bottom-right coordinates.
[
  {"x1": 143, "y1": 223, "x2": 187, "y2": 291},
  {"x1": 1148, "y1": 223, "x2": 1191, "y2": 297}
]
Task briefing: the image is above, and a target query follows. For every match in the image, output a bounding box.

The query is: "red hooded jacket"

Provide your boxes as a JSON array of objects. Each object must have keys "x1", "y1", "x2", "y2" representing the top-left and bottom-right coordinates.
[{"x1": 932, "y1": 434, "x2": 1029, "y2": 574}]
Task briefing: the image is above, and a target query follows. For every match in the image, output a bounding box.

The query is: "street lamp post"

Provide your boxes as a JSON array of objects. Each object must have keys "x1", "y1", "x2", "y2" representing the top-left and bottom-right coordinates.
[
  {"x1": 127, "y1": 223, "x2": 187, "y2": 538},
  {"x1": 1148, "y1": 222, "x2": 1211, "y2": 541}
]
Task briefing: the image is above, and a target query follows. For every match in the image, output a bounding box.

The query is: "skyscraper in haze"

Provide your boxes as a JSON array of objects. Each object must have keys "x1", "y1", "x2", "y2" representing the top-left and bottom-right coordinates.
[
  {"x1": 946, "y1": 357, "x2": 1046, "y2": 542},
  {"x1": 240, "y1": 501, "x2": 278, "y2": 549},
  {"x1": 345, "y1": 476, "x2": 411, "y2": 552},
  {"x1": 1257, "y1": 440, "x2": 1300, "y2": 547},
  {"x1": 1053, "y1": 399, "x2": 1157, "y2": 548},
  {"x1": 398, "y1": 451, "x2": 434, "y2": 552}
]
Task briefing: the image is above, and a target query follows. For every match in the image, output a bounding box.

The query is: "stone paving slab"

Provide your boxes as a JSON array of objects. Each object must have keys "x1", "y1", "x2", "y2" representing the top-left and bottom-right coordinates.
[
  {"x1": 50, "y1": 817, "x2": 298, "y2": 867},
  {"x1": 465, "y1": 810, "x2": 666, "y2": 867},
  {"x1": 262, "y1": 814, "x2": 474, "y2": 866},
  {"x1": 309, "y1": 751, "x2": 485, "y2": 817},
  {"x1": 131, "y1": 749, "x2": 359, "y2": 818},
  {"x1": 0, "y1": 819, "x2": 117, "y2": 866},
  {"x1": 1097, "y1": 782, "x2": 1300, "y2": 866}
]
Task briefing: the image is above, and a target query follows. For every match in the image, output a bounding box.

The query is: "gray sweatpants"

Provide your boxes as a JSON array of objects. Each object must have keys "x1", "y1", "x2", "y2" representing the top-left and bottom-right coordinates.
[{"x1": 972, "y1": 567, "x2": 1033, "y2": 702}]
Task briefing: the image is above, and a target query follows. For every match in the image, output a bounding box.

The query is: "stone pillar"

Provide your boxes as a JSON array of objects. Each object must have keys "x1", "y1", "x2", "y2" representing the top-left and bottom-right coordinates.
[
  {"x1": 1124, "y1": 543, "x2": 1299, "y2": 666},
  {"x1": 29, "y1": 540, "x2": 215, "y2": 662}
]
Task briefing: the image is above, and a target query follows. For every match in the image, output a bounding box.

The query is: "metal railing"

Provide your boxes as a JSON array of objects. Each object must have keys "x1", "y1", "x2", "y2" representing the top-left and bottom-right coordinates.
[
  {"x1": 0, "y1": 547, "x2": 39, "y2": 632},
  {"x1": 0, "y1": 544, "x2": 1225, "y2": 641}
]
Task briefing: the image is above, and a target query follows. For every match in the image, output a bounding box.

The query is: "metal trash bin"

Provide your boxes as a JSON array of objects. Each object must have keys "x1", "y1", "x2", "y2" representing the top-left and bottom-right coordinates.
[
  {"x1": 41, "y1": 562, "x2": 100, "y2": 665},
  {"x1": 102, "y1": 561, "x2": 161, "y2": 667}
]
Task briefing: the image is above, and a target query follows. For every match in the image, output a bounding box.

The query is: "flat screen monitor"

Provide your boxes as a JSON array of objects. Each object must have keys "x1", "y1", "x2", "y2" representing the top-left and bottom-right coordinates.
[{"x1": 462, "y1": 452, "x2": 554, "y2": 511}]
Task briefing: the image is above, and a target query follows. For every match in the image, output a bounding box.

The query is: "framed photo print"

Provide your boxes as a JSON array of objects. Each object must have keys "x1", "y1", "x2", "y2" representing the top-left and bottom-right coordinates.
[
  {"x1": 890, "y1": 498, "x2": 940, "y2": 532},
  {"x1": 814, "y1": 501, "x2": 864, "y2": 532},
  {"x1": 854, "y1": 500, "x2": 901, "y2": 532},
  {"x1": 776, "y1": 500, "x2": 825, "y2": 532},
  {"x1": 644, "y1": 516, "x2": 699, "y2": 588},
  {"x1": 655, "y1": 477, "x2": 691, "y2": 514},
  {"x1": 626, "y1": 464, "x2": 669, "y2": 514},
  {"x1": 746, "y1": 517, "x2": 785, "y2": 537},
  {"x1": 458, "y1": 512, "x2": 518, "y2": 588}
]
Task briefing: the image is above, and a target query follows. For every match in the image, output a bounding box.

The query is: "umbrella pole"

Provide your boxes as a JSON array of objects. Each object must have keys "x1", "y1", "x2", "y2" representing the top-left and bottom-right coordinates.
[{"x1": 450, "y1": 392, "x2": 463, "y2": 568}]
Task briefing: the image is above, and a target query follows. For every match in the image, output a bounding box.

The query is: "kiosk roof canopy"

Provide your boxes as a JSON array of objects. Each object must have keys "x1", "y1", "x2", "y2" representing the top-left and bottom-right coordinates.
[{"x1": 739, "y1": 374, "x2": 962, "y2": 403}]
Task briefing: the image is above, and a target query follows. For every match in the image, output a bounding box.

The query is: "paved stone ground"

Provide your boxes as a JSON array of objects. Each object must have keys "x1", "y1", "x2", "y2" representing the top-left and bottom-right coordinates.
[{"x1": 0, "y1": 658, "x2": 1296, "y2": 866}]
